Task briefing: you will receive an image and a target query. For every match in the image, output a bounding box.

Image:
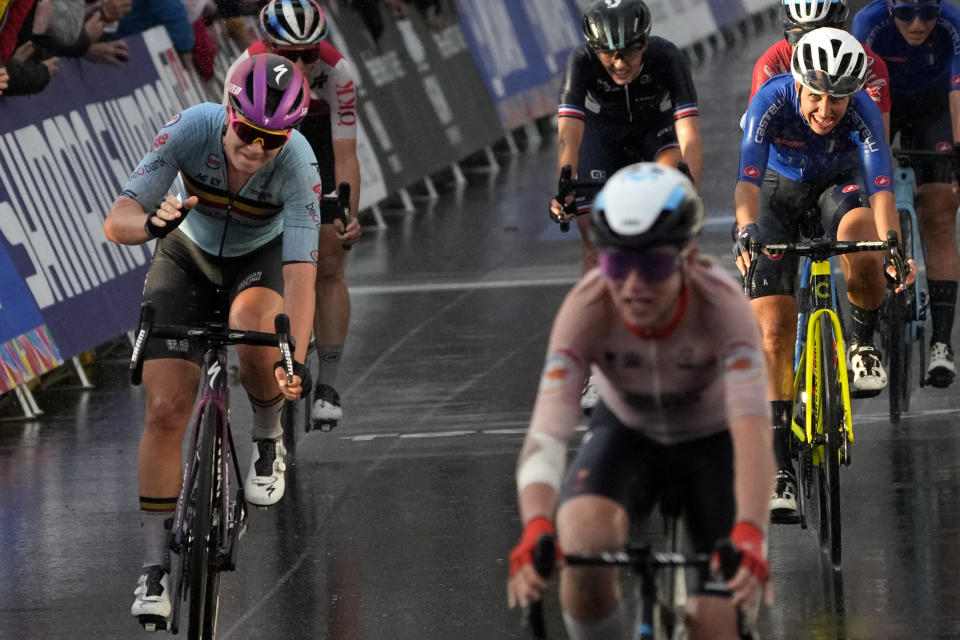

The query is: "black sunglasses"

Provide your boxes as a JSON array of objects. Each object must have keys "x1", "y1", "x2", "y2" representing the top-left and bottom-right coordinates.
[
  {"x1": 276, "y1": 46, "x2": 321, "y2": 64},
  {"x1": 891, "y1": 3, "x2": 940, "y2": 22}
]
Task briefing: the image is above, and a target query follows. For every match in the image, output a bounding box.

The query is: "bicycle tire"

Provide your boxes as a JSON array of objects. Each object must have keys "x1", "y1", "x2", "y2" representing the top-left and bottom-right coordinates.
[
  {"x1": 188, "y1": 404, "x2": 222, "y2": 640},
  {"x1": 820, "y1": 315, "x2": 843, "y2": 569},
  {"x1": 887, "y1": 290, "x2": 906, "y2": 424}
]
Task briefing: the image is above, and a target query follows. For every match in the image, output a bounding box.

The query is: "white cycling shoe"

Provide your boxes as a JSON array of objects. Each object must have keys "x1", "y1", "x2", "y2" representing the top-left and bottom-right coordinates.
[
  {"x1": 770, "y1": 471, "x2": 799, "y2": 525},
  {"x1": 848, "y1": 343, "x2": 887, "y2": 396},
  {"x1": 580, "y1": 375, "x2": 599, "y2": 415},
  {"x1": 926, "y1": 342, "x2": 956, "y2": 388},
  {"x1": 310, "y1": 383, "x2": 343, "y2": 430},
  {"x1": 131, "y1": 565, "x2": 170, "y2": 631},
  {"x1": 244, "y1": 438, "x2": 286, "y2": 506}
]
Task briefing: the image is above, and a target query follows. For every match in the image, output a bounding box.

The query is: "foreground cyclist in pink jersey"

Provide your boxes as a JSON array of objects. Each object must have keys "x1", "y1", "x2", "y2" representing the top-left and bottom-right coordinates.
[{"x1": 508, "y1": 163, "x2": 776, "y2": 640}]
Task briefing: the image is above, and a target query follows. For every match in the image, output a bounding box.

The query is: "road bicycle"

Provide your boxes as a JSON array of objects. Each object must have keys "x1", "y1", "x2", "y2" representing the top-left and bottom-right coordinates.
[
  {"x1": 129, "y1": 300, "x2": 296, "y2": 638},
  {"x1": 880, "y1": 149, "x2": 955, "y2": 423},
  {"x1": 749, "y1": 233, "x2": 904, "y2": 569},
  {"x1": 524, "y1": 530, "x2": 755, "y2": 639}
]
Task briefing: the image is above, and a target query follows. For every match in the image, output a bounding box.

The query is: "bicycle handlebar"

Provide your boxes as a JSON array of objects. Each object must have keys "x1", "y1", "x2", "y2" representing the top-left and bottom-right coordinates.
[{"x1": 129, "y1": 303, "x2": 296, "y2": 386}]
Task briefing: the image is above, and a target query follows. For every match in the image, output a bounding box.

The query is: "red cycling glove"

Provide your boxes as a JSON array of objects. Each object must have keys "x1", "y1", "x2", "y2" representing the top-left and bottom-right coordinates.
[
  {"x1": 509, "y1": 517, "x2": 558, "y2": 578},
  {"x1": 731, "y1": 521, "x2": 769, "y2": 583}
]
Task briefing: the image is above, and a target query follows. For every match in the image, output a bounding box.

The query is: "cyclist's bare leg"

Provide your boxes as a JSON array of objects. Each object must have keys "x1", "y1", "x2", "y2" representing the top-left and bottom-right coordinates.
[
  {"x1": 556, "y1": 495, "x2": 628, "y2": 629},
  {"x1": 138, "y1": 359, "x2": 203, "y2": 499},
  {"x1": 231, "y1": 286, "x2": 285, "y2": 437},
  {"x1": 314, "y1": 225, "x2": 350, "y2": 387},
  {"x1": 836, "y1": 206, "x2": 885, "y2": 310},
  {"x1": 749, "y1": 295, "x2": 797, "y2": 402},
  {"x1": 687, "y1": 595, "x2": 739, "y2": 640},
  {"x1": 916, "y1": 183, "x2": 960, "y2": 282}
]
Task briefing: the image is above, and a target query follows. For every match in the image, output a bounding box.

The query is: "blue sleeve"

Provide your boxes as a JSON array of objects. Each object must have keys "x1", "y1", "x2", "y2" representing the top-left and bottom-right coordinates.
[
  {"x1": 942, "y1": 3, "x2": 960, "y2": 92},
  {"x1": 158, "y1": 0, "x2": 195, "y2": 52},
  {"x1": 277, "y1": 132, "x2": 323, "y2": 264},
  {"x1": 851, "y1": 0, "x2": 884, "y2": 44},
  {"x1": 851, "y1": 94, "x2": 894, "y2": 195},
  {"x1": 119, "y1": 108, "x2": 200, "y2": 211},
  {"x1": 737, "y1": 86, "x2": 776, "y2": 186}
]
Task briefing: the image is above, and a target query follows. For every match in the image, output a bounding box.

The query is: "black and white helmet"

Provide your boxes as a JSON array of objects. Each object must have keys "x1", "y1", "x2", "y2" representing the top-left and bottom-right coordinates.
[
  {"x1": 589, "y1": 163, "x2": 704, "y2": 250},
  {"x1": 581, "y1": 0, "x2": 652, "y2": 51},
  {"x1": 781, "y1": 0, "x2": 849, "y2": 45},
  {"x1": 791, "y1": 27, "x2": 867, "y2": 97},
  {"x1": 260, "y1": 0, "x2": 328, "y2": 47}
]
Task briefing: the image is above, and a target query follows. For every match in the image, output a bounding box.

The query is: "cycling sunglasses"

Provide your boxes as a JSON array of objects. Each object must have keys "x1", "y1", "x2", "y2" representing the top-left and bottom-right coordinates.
[
  {"x1": 592, "y1": 40, "x2": 646, "y2": 58},
  {"x1": 276, "y1": 46, "x2": 321, "y2": 64},
  {"x1": 597, "y1": 249, "x2": 683, "y2": 283},
  {"x1": 890, "y1": 3, "x2": 940, "y2": 22},
  {"x1": 227, "y1": 107, "x2": 292, "y2": 150},
  {"x1": 799, "y1": 69, "x2": 863, "y2": 97}
]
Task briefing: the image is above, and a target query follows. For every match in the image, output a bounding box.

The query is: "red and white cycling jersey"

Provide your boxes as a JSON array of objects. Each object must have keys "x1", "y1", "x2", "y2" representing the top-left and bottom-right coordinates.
[
  {"x1": 224, "y1": 40, "x2": 359, "y2": 140},
  {"x1": 528, "y1": 258, "x2": 770, "y2": 446},
  {"x1": 749, "y1": 39, "x2": 891, "y2": 114}
]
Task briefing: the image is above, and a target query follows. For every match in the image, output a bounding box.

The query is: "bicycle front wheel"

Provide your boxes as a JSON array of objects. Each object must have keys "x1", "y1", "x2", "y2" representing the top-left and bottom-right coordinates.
[
  {"x1": 818, "y1": 315, "x2": 843, "y2": 569},
  {"x1": 188, "y1": 404, "x2": 223, "y2": 640}
]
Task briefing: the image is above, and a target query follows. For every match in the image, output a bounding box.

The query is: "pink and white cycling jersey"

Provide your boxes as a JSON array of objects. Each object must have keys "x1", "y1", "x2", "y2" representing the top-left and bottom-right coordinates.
[
  {"x1": 224, "y1": 40, "x2": 358, "y2": 141},
  {"x1": 529, "y1": 257, "x2": 770, "y2": 446}
]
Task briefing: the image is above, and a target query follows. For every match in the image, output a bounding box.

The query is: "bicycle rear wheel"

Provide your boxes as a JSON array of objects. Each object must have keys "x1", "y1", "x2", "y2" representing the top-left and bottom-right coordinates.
[
  {"x1": 188, "y1": 404, "x2": 223, "y2": 640},
  {"x1": 818, "y1": 316, "x2": 843, "y2": 569}
]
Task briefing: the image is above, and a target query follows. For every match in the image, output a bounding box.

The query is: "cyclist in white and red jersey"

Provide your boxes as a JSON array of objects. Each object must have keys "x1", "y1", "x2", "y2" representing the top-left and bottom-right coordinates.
[
  {"x1": 749, "y1": 0, "x2": 892, "y2": 139},
  {"x1": 508, "y1": 164, "x2": 775, "y2": 640},
  {"x1": 225, "y1": 0, "x2": 362, "y2": 427}
]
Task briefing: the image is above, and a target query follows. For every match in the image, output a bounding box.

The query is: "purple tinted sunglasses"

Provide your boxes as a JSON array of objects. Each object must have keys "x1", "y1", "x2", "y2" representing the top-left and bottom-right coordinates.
[{"x1": 597, "y1": 249, "x2": 683, "y2": 283}]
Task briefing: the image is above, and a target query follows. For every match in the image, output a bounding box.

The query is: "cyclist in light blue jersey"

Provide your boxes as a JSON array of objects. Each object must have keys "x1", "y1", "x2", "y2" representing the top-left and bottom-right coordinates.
[{"x1": 104, "y1": 53, "x2": 319, "y2": 625}]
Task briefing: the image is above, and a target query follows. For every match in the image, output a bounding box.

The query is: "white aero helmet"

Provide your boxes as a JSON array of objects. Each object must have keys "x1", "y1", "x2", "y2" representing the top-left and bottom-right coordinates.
[
  {"x1": 791, "y1": 27, "x2": 867, "y2": 97},
  {"x1": 782, "y1": 0, "x2": 848, "y2": 24},
  {"x1": 589, "y1": 163, "x2": 704, "y2": 250}
]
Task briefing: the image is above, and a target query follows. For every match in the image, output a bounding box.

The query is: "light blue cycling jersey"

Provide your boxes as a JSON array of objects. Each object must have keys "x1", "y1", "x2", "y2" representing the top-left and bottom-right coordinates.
[{"x1": 120, "y1": 103, "x2": 322, "y2": 263}]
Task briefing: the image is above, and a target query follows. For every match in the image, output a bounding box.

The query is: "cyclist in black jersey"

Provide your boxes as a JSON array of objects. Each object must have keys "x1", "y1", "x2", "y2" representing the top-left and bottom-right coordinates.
[{"x1": 550, "y1": 0, "x2": 704, "y2": 275}]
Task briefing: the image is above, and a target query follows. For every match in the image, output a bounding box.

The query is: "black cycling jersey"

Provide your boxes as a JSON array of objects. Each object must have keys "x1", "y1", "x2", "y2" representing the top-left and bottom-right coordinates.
[{"x1": 558, "y1": 38, "x2": 699, "y2": 124}]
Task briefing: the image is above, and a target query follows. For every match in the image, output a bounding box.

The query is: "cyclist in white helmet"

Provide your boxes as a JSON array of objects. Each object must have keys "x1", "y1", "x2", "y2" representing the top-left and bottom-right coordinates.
[
  {"x1": 510, "y1": 163, "x2": 775, "y2": 640},
  {"x1": 736, "y1": 28, "x2": 915, "y2": 523},
  {"x1": 749, "y1": 1, "x2": 892, "y2": 140},
  {"x1": 225, "y1": 0, "x2": 363, "y2": 430}
]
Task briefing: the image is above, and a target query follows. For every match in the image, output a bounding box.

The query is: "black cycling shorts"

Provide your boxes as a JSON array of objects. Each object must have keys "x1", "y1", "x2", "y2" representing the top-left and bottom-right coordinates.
[
  {"x1": 574, "y1": 112, "x2": 679, "y2": 210},
  {"x1": 558, "y1": 401, "x2": 735, "y2": 555},
  {"x1": 749, "y1": 168, "x2": 870, "y2": 299},
  {"x1": 141, "y1": 230, "x2": 285, "y2": 363},
  {"x1": 891, "y1": 92, "x2": 955, "y2": 185}
]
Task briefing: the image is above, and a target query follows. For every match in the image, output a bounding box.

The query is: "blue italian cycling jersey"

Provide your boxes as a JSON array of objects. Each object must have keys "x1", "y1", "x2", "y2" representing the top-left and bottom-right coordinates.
[
  {"x1": 119, "y1": 103, "x2": 322, "y2": 263},
  {"x1": 852, "y1": 0, "x2": 960, "y2": 102},
  {"x1": 738, "y1": 75, "x2": 893, "y2": 194}
]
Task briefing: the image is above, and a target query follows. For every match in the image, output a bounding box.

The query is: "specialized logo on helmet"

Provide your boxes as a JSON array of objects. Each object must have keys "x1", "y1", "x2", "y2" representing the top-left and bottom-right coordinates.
[
  {"x1": 842, "y1": 184, "x2": 859, "y2": 193},
  {"x1": 744, "y1": 166, "x2": 761, "y2": 179},
  {"x1": 274, "y1": 64, "x2": 288, "y2": 84},
  {"x1": 228, "y1": 83, "x2": 242, "y2": 95},
  {"x1": 875, "y1": 175, "x2": 891, "y2": 187}
]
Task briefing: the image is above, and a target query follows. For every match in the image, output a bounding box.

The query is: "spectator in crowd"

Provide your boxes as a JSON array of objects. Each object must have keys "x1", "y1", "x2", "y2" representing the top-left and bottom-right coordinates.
[
  {"x1": 0, "y1": 65, "x2": 8, "y2": 95},
  {"x1": 104, "y1": 0, "x2": 195, "y2": 68},
  {"x1": 0, "y1": 0, "x2": 61, "y2": 96},
  {"x1": 46, "y1": 0, "x2": 132, "y2": 67}
]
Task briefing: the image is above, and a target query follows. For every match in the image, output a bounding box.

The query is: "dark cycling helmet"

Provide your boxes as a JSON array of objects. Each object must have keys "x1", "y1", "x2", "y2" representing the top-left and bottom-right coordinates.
[
  {"x1": 589, "y1": 163, "x2": 704, "y2": 250},
  {"x1": 582, "y1": 0, "x2": 652, "y2": 51},
  {"x1": 791, "y1": 27, "x2": 867, "y2": 98},
  {"x1": 260, "y1": 0, "x2": 328, "y2": 47},
  {"x1": 781, "y1": 0, "x2": 849, "y2": 46},
  {"x1": 227, "y1": 53, "x2": 309, "y2": 130}
]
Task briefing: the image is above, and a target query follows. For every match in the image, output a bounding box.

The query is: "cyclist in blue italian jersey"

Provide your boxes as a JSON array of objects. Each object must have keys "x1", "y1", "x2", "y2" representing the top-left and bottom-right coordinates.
[
  {"x1": 734, "y1": 29, "x2": 915, "y2": 522},
  {"x1": 103, "y1": 54, "x2": 319, "y2": 623},
  {"x1": 853, "y1": 0, "x2": 960, "y2": 387},
  {"x1": 550, "y1": 0, "x2": 703, "y2": 275}
]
